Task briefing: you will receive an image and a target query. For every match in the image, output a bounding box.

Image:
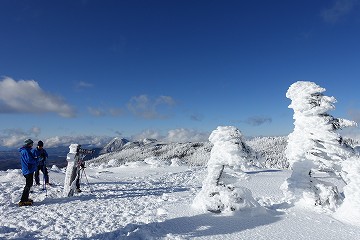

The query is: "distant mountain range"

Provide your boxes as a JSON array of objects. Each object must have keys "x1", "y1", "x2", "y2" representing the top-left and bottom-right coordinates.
[{"x1": 1, "y1": 136, "x2": 358, "y2": 171}]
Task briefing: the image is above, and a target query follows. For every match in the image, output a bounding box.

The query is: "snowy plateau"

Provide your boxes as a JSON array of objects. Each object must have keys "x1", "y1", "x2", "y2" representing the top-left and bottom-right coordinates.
[{"x1": 1, "y1": 136, "x2": 360, "y2": 239}]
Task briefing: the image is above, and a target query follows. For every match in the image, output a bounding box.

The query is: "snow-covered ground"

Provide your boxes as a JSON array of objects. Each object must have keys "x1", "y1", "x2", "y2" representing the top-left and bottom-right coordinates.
[{"x1": 1, "y1": 160, "x2": 360, "y2": 239}]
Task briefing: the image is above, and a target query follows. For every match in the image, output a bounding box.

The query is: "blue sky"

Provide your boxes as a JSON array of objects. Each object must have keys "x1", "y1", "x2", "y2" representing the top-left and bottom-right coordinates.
[{"x1": 1, "y1": 0, "x2": 360, "y2": 147}]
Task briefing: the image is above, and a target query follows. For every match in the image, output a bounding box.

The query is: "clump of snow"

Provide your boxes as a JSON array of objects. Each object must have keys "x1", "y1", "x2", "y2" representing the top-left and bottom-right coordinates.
[
  {"x1": 192, "y1": 126, "x2": 264, "y2": 213},
  {"x1": 335, "y1": 156, "x2": 360, "y2": 226},
  {"x1": 170, "y1": 158, "x2": 184, "y2": 166},
  {"x1": 283, "y1": 81, "x2": 356, "y2": 209},
  {"x1": 144, "y1": 157, "x2": 170, "y2": 167},
  {"x1": 68, "y1": 143, "x2": 79, "y2": 154}
]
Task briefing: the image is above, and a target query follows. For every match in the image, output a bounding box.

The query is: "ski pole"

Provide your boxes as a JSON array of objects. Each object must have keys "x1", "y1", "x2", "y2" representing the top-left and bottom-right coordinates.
[{"x1": 43, "y1": 164, "x2": 47, "y2": 197}]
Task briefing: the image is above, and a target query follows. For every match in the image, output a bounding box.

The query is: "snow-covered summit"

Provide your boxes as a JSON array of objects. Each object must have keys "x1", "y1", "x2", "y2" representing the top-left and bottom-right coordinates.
[{"x1": 100, "y1": 137, "x2": 130, "y2": 154}]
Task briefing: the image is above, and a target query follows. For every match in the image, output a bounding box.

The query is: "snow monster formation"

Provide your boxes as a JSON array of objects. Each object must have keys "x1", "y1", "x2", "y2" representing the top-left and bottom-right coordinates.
[
  {"x1": 192, "y1": 126, "x2": 263, "y2": 213},
  {"x1": 335, "y1": 156, "x2": 360, "y2": 226},
  {"x1": 282, "y1": 81, "x2": 357, "y2": 209}
]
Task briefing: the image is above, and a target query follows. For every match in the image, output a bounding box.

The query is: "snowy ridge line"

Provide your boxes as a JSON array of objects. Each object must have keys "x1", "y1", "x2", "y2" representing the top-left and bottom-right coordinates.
[
  {"x1": 88, "y1": 141, "x2": 213, "y2": 167},
  {"x1": 88, "y1": 136, "x2": 293, "y2": 169}
]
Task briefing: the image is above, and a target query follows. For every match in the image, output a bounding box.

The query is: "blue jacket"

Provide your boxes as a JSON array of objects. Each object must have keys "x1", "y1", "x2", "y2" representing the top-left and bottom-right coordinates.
[
  {"x1": 32, "y1": 147, "x2": 48, "y2": 166},
  {"x1": 19, "y1": 146, "x2": 38, "y2": 175}
]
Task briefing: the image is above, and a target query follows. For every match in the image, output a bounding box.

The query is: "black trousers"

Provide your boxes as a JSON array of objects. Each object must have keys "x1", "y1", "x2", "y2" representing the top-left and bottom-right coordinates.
[
  {"x1": 21, "y1": 173, "x2": 34, "y2": 202},
  {"x1": 34, "y1": 165, "x2": 49, "y2": 184}
]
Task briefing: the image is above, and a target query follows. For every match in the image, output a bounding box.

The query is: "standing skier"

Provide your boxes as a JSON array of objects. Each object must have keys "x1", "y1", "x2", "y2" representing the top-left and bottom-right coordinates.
[
  {"x1": 18, "y1": 139, "x2": 38, "y2": 206},
  {"x1": 32, "y1": 140, "x2": 50, "y2": 186}
]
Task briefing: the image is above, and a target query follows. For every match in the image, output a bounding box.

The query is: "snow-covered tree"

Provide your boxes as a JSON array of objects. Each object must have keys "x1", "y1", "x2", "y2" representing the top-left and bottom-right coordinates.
[
  {"x1": 192, "y1": 126, "x2": 263, "y2": 213},
  {"x1": 281, "y1": 81, "x2": 357, "y2": 208},
  {"x1": 335, "y1": 156, "x2": 360, "y2": 226}
]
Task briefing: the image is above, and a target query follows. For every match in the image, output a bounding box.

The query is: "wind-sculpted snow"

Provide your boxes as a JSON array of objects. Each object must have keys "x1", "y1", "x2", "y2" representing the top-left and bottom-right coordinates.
[
  {"x1": 335, "y1": 156, "x2": 360, "y2": 225},
  {"x1": 192, "y1": 126, "x2": 264, "y2": 213},
  {"x1": 282, "y1": 81, "x2": 358, "y2": 220}
]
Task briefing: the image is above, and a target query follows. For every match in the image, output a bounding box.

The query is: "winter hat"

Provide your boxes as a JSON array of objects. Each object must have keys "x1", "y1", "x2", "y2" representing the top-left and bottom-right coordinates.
[
  {"x1": 38, "y1": 140, "x2": 44, "y2": 147},
  {"x1": 24, "y1": 139, "x2": 34, "y2": 146}
]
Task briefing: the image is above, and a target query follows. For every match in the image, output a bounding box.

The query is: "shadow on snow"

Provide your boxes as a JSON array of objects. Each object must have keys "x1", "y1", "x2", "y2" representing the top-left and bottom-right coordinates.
[{"x1": 86, "y1": 209, "x2": 285, "y2": 239}]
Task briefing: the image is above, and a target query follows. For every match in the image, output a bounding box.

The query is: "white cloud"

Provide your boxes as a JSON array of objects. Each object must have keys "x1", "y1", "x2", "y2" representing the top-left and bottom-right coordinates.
[
  {"x1": 127, "y1": 95, "x2": 176, "y2": 119},
  {"x1": 164, "y1": 128, "x2": 209, "y2": 142},
  {"x1": 321, "y1": 0, "x2": 359, "y2": 23},
  {"x1": 245, "y1": 116, "x2": 272, "y2": 126},
  {"x1": 190, "y1": 113, "x2": 204, "y2": 121},
  {"x1": 0, "y1": 127, "x2": 40, "y2": 147},
  {"x1": 341, "y1": 128, "x2": 360, "y2": 141},
  {"x1": 348, "y1": 108, "x2": 360, "y2": 124},
  {"x1": 76, "y1": 81, "x2": 94, "y2": 89},
  {"x1": 109, "y1": 108, "x2": 124, "y2": 116},
  {"x1": 0, "y1": 77, "x2": 76, "y2": 117},
  {"x1": 0, "y1": 129, "x2": 113, "y2": 148},
  {"x1": 131, "y1": 128, "x2": 209, "y2": 143},
  {"x1": 88, "y1": 107, "x2": 106, "y2": 117},
  {"x1": 44, "y1": 135, "x2": 112, "y2": 148},
  {"x1": 30, "y1": 127, "x2": 41, "y2": 136},
  {"x1": 87, "y1": 107, "x2": 124, "y2": 117},
  {"x1": 131, "y1": 129, "x2": 164, "y2": 141}
]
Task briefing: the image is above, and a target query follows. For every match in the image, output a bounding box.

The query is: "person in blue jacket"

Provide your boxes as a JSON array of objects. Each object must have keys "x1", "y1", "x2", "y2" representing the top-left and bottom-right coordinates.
[
  {"x1": 19, "y1": 139, "x2": 38, "y2": 206},
  {"x1": 32, "y1": 140, "x2": 50, "y2": 186}
]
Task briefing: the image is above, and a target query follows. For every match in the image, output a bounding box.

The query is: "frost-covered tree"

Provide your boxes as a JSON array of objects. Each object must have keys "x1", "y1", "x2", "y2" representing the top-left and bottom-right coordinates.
[
  {"x1": 335, "y1": 156, "x2": 360, "y2": 226},
  {"x1": 192, "y1": 126, "x2": 263, "y2": 213},
  {"x1": 282, "y1": 81, "x2": 357, "y2": 208}
]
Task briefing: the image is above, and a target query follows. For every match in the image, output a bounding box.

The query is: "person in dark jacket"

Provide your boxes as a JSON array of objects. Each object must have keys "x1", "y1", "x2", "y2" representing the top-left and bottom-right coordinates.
[
  {"x1": 19, "y1": 138, "x2": 38, "y2": 206},
  {"x1": 32, "y1": 140, "x2": 50, "y2": 186}
]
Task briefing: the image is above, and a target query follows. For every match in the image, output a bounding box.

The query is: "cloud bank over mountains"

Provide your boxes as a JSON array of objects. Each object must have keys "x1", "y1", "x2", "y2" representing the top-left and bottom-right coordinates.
[{"x1": 0, "y1": 127, "x2": 210, "y2": 148}]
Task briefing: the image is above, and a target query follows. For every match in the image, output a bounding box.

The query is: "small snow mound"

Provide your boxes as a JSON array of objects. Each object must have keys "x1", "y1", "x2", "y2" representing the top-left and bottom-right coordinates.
[
  {"x1": 107, "y1": 159, "x2": 120, "y2": 166},
  {"x1": 6, "y1": 169, "x2": 21, "y2": 174},
  {"x1": 144, "y1": 157, "x2": 170, "y2": 167},
  {"x1": 123, "y1": 161, "x2": 148, "y2": 168},
  {"x1": 156, "y1": 208, "x2": 167, "y2": 216},
  {"x1": 192, "y1": 184, "x2": 265, "y2": 214}
]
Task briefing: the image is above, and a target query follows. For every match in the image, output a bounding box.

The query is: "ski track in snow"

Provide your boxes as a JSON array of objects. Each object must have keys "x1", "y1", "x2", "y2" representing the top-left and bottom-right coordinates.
[{"x1": 1, "y1": 165, "x2": 360, "y2": 239}]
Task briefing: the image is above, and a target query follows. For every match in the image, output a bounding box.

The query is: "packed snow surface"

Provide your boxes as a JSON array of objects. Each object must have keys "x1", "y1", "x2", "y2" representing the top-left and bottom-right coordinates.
[{"x1": 1, "y1": 160, "x2": 360, "y2": 239}]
